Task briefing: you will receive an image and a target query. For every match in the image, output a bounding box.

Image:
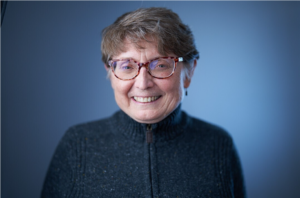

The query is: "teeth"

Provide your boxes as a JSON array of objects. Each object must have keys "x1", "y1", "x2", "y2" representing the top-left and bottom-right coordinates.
[{"x1": 134, "y1": 96, "x2": 159, "y2": 103}]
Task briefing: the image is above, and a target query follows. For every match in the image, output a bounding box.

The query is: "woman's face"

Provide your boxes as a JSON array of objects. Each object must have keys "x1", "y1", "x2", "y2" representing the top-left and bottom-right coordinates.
[{"x1": 108, "y1": 40, "x2": 194, "y2": 124}]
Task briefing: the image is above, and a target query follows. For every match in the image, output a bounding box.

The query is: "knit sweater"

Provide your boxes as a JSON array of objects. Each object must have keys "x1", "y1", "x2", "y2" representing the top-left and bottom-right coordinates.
[{"x1": 41, "y1": 105, "x2": 246, "y2": 198}]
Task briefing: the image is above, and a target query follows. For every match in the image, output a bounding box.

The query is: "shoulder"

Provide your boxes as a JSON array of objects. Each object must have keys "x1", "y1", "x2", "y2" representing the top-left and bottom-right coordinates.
[
  {"x1": 183, "y1": 111, "x2": 233, "y2": 143},
  {"x1": 68, "y1": 117, "x2": 110, "y2": 135},
  {"x1": 61, "y1": 111, "x2": 121, "y2": 143}
]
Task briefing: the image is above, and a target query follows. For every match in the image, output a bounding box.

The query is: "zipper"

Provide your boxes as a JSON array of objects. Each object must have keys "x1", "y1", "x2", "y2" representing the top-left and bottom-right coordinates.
[
  {"x1": 146, "y1": 124, "x2": 154, "y2": 197},
  {"x1": 146, "y1": 124, "x2": 153, "y2": 143}
]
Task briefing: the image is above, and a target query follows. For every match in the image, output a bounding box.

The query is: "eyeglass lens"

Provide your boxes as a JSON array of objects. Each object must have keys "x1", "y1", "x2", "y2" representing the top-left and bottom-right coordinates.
[{"x1": 112, "y1": 58, "x2": 175, "y2": 79}]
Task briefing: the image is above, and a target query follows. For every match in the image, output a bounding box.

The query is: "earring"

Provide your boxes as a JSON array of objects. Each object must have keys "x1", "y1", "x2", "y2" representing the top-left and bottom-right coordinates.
[{"x1": 185, "y1": 89, "x2": 188, "y2": 96}]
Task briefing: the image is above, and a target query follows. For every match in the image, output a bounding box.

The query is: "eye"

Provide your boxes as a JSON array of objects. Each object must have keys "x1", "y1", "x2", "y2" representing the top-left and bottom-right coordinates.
[
  {"x1": 154, "y1": 61, "x2": 171, "y2": 70},
  {"x1": 116, "y1": 61, "x2": 134, "y2": 71},
  {"x1": 157, "y1": 64, "x2": 166, "y2": 68},
  {"x1": 121, "y1": 65, "x2": 132, "y2": 70}
]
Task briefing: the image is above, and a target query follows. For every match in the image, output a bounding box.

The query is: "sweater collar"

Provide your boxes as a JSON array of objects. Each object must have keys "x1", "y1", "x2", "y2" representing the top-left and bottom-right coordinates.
[{"x1": 112, "y1": 104, "x2": 189, "y2": 143}]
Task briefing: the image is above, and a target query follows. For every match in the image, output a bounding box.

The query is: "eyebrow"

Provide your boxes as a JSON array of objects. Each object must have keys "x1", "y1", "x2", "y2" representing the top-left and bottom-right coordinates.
[{"x1": 113, "y1": 56, "x2": 162, "y2": 63}]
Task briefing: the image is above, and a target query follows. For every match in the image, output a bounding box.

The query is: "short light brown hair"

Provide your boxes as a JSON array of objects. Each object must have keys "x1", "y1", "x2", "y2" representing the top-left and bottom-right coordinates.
[{"x1": 101, "y1": 7, "x2": 199, "y2": 73}]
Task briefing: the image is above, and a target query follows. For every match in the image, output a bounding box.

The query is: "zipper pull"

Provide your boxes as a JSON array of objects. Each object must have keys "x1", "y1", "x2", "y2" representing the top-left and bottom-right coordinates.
[{"x1": 146, "y1": 124, "x2": 153, "y2": 143}]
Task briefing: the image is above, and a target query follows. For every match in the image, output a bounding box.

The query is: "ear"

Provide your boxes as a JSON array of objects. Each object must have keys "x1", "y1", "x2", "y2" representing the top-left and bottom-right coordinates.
[
  {"x1": 184, "y1": 59, "x2": 197, "y2": 88},
  {"x1": 104, "y1": 64, "x2": 110, "y2": 71},
  {"x1": 104, "y1": 64, "x2": 113, "y2": 80}
]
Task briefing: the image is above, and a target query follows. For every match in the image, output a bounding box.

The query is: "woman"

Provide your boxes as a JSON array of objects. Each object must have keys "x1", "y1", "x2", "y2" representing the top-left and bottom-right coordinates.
[{"x1": 42, "y1": 7, "x2": 246, "y2": 198}]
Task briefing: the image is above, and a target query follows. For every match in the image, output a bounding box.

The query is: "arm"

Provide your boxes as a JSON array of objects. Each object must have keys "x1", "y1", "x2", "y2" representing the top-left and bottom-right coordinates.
[
  {"x1": 231, "y1": 143, "x2": 247, "y2": 198},
  {"x1": 41, "y1": 128, "x2": 79, "y2": 198}
]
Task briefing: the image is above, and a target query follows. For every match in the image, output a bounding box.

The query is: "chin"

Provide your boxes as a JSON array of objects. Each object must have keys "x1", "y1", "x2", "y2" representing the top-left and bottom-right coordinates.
[{"x1": 132, "y1": 111, "x2": 163, "y2": 124}]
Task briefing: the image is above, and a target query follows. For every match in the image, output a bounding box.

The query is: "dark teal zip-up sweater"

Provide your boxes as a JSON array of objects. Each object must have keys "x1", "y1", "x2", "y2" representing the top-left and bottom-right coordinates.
[{"x1": 41, "y1": 105, "x2": 246, "y2": 197}]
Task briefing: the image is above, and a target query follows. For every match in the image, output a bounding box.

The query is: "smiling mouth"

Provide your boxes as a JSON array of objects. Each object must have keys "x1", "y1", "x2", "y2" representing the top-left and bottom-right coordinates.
[{"x1": 133, "y1": 96, "x2": 160, "y2": 103}]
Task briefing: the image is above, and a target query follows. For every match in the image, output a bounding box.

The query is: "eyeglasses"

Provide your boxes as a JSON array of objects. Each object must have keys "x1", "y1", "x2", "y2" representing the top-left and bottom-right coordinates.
[{"x1": 108, "y1": 57, "x2": 184, "y2": 81}]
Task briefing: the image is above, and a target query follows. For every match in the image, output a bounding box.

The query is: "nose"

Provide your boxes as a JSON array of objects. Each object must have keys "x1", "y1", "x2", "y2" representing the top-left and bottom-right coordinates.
[{"x1": 134, "y1": 66, "x2": 154, "y2": 90}]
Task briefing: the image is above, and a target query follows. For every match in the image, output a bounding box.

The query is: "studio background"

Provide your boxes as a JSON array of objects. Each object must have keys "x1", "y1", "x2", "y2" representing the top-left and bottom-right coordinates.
[{"x1": 2, "y1": 1, "x2": 300, "y2": 198}]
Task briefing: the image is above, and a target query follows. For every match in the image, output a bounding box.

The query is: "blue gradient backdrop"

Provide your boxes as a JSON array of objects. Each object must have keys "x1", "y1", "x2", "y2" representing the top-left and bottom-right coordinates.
[{"x1": 2, "y1": 1, "x2": 300, "y2": 198}]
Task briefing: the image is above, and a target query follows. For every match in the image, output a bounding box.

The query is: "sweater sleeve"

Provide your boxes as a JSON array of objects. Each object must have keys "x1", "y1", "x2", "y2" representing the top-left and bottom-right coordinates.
[
  {"x1": 41, "y1": 127, "x2": 80, "y2": 198},
  {"x1": 231, "y1": 143, "x2": 247, "y2": 198}
]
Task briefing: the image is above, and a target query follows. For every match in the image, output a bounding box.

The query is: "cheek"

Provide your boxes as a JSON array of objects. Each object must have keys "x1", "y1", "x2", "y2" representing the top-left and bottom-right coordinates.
[
  {"x1": 111, "y1": 78, "x2": 132, "y2": 99},
  {"x1": 173, "y1": 74, "x2": 185, "y2": 101},
  {"x1": 160, "y1": 74, "x2": 184, "y2": 99}
]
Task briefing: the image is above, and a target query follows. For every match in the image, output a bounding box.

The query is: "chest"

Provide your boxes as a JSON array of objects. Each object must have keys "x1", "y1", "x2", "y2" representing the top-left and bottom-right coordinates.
[{"x1": 77, "y1": 137, "x2": 233, "y2": 198}]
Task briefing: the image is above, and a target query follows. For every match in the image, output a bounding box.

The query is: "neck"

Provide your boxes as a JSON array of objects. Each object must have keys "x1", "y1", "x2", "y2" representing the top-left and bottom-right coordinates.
[{"x1": 111, "y1": 104, "x2": 191, "y2": 143}]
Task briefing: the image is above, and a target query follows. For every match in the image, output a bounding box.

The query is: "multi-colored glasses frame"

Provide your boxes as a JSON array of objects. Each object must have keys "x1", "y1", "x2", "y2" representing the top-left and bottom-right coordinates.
[{"x1": 108, "y1": 56, "x2": 184, "y2": 81}]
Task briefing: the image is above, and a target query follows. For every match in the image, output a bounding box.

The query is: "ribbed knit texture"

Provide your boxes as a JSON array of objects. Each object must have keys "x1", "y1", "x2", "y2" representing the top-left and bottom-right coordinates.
[{"x1": 41, "y1": 105, "x2": 246, "y2": 198}]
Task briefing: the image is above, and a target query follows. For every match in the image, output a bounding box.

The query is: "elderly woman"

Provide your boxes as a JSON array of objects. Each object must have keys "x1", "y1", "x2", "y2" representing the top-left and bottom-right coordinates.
[{"x1": 42, "y1": 7, "x2": 246, "y2": 198}]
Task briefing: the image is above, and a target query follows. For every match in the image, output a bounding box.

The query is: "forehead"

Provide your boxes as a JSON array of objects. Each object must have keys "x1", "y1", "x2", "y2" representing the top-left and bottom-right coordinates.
[{"x1": 113, "y1": 39, "x2": 171, "y2": 61}]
